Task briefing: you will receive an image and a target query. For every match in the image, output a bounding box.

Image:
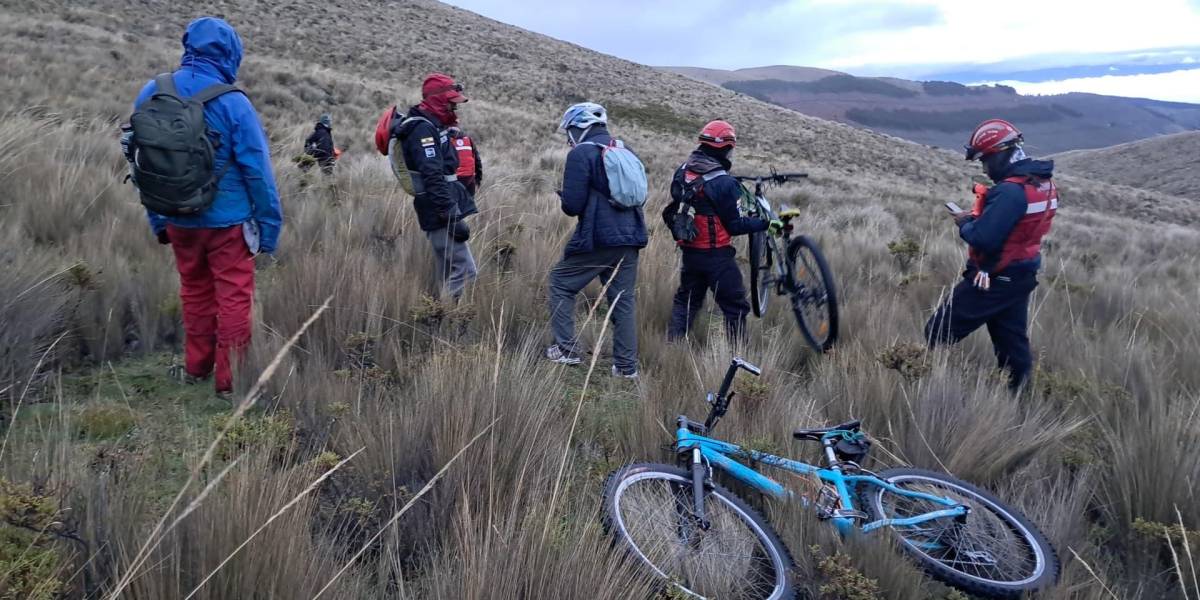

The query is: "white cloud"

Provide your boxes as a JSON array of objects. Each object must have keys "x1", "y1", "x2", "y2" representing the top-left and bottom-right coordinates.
[
  {"x1": 996, "y1": 69, "x2": 1200, "y2": 103},
  {"x1": 445, "y1": 0, "x2": 1200, "y2": 72}
]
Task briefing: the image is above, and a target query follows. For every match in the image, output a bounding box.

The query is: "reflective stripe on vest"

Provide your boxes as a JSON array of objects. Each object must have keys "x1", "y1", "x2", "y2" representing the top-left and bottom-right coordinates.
[
  {"x1": 969, "y1": 176, "x2": 1057, "y2": 273},
  {"x1": 678, "y1": 168, "x2": 732, "y2": 250},
  {"x1": 455, "y1": 135, "x2": 476, "y2": 178}
]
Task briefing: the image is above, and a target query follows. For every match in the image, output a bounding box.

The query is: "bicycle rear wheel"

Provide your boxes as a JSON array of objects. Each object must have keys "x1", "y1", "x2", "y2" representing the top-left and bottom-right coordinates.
[
  {"x1": 748, "y1": 231, "x2": 773, "y2": 318},
  {"x1": 785, "y1": 236, "x2": 839, "y2": 352},
  {"x1": 602, "y1": 463, "x2": 795, "y2": 600},
  {"x1": 862, "y1": 468, "x2": 1060, "y2": 599}
]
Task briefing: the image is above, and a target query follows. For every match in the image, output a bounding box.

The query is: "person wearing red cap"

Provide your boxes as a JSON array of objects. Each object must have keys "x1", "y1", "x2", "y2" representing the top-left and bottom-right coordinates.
[
  {"x1": 663, "y1": 120, "x2": 778, "y2": 342},
  {"x1": 926, "y1": 119, "x2": 1058, "y2": 393},
  {"x1": 390, "y1": 73, "x2": 478, "y2": 299}
]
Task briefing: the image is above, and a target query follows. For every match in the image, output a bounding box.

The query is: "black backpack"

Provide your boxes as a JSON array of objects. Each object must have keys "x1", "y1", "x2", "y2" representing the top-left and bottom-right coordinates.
[
  {"x1": 668, "y1": 168, "x2": 726, "y2": 242},
  {"x1": 127, "y1": 73, "x2": 240, "y2": 216}
]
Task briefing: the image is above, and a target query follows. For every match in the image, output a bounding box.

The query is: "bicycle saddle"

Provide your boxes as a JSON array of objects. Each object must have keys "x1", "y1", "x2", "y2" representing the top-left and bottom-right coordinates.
[
  {"x1": 793, "y1": 419, "x2": 862, "y2": 441},
  {"x1": 778, "y1": 208, "x2": 802, "y2": 219}
]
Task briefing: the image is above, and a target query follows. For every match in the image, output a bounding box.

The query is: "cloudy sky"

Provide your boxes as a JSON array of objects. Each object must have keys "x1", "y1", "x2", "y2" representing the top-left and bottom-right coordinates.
[{"x1": 444, "y1": 0, "x2": 1200, "y2": 102}]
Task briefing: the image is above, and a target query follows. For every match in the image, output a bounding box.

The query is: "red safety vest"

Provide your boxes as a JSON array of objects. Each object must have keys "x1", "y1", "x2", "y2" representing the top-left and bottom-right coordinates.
[
  {"x1": 969, "y1": 176, "x2": 1057, "y2": 273},
  {"x1": 454, "y1": 135, "x2": 475, "y2": 179},
  {"x1": 678, "y1": 169, "x2": 732, "y2": 250}
]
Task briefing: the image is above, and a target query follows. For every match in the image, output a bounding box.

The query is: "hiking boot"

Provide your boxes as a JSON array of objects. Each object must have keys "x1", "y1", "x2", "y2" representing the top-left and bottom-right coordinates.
[
  {"x1": 544, "y1": 344, "x2": 582, "y2": 366},
  {"x1": 215, "y1": 390, "x2": 235, "y2": 404},
  {"x1": 612, "y1": 365, "x2": 639, "y2": 379},
  {"x1": 168, "y1": 363, "x2": 210, "y2": 385}
]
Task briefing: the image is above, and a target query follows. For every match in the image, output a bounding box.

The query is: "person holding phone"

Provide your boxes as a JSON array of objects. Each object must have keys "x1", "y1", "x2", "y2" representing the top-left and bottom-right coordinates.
[{"x1": 926, "y1": 119, "x2": 1058, "y2": 393}]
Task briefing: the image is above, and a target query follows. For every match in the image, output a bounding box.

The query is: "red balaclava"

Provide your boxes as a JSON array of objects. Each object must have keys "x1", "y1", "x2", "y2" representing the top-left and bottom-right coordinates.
[{"x1": 419, "y1": 73, "x2": 468, "y2": 126}]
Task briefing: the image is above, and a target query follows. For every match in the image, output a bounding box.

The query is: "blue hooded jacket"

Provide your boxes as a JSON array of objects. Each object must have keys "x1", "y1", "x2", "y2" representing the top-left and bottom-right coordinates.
[
  {"x1": 134, "y1": 17, "x2": 283, "y2": 253},
  {"x1": 558, "y1": 125, "x2": 648, "y2": 256}
]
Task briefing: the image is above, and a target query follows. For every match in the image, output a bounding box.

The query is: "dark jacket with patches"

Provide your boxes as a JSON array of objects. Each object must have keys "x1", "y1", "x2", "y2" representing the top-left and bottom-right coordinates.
[
  {"x1": 959, "y1": 158, "x2": 1055, "y2": 276},
  {"x1": 304, "y1": 123, "x2": 334, "y2": 166},
  {"x1": 394, "y1": 106, "x2": 478, "y2": 231},
  {"x1": 559, "y1": 125, "x2": 649, "y2": 256}
]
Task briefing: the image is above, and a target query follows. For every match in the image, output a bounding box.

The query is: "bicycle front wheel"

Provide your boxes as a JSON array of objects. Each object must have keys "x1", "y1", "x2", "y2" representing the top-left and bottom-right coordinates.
[
  {"x1": 863, "y1": 468, "x2": 1060, "y2": 599},
  {"x1": 785, "y1": 236, "x2": 839, "y2": 352},
  {"x1": 748, "y1": 231, "x2": 773, "y2": 318},
  {"x1": 602, "y1": 463, "x2": 795, "y2": 600}
]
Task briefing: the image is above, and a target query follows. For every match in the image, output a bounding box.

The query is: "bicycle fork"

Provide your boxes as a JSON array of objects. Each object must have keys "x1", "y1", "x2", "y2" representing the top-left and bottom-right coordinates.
[{"x1": 689, "y1": 448, "x2": 711, "y2": 531}]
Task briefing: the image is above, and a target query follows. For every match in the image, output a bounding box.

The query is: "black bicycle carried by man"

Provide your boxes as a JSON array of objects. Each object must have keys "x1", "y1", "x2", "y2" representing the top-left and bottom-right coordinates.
[{"x1": 737, "y1": 170, "x2": 839, "y2": 352}]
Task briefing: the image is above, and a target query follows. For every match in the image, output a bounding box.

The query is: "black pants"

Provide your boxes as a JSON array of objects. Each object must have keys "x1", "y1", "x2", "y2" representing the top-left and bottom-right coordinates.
[
  {"x1": 668, "y1": 248, "x2": 750, "y2": 341},
  {"x1": 925, "y1": 270, "x2": 1038, "y2": 391}
]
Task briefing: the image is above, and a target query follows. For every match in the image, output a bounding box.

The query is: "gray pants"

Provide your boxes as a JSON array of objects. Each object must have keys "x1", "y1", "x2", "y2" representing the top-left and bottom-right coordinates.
[
  {"x1": 548, "y1": 246, "x2": 639, "y2": 371},
  {"x1": 426, "y1": 227, "x2": 478, "y2": 299}
]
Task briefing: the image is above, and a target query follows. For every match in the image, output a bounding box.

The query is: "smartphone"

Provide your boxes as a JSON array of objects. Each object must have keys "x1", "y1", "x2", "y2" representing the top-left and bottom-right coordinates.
[{"x1": 945, "y1": 201, "x2": 964, "y2": 213}]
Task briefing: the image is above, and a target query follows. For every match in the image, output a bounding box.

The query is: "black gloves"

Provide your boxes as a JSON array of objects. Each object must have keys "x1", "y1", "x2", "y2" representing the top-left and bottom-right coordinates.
[
  {"x1": 452, "y1": 220, "x2": 471, "y2": 243},
  {"x1": 156, "y1": 230, "x2": 170, "y2": 245}
]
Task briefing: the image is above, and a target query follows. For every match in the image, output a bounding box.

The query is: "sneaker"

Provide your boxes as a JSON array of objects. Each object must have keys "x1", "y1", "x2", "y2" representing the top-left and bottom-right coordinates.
[
  {"x1": 612, "y1": 365, "x2": 639, "y2": 379},
  {"x1": 215, "y1": 390, "x2": 235, "y2": 404},
  {"x1": 545, "y1": 344, "x2": 582, "y2": 366}
]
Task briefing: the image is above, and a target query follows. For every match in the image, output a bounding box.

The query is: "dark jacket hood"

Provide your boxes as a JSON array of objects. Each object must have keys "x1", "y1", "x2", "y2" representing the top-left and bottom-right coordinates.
[
  {"x1": 180, "y1": 17, "x2": 243, "y2": 84},
  {"x1": 994, "y1": 158, "x2": 1054, "y2": 182},
  {"x1": 1005, "y1": 158, "x2": 1054, "y2": 179},
  {"x1": 686, "y1": 148, "x2": 730, "y2": 174}
]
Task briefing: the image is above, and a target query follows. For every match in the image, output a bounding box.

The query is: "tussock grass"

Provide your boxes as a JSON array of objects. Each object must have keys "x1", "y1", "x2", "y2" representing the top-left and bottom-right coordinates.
[{"x1": 0, "y1": 0, "x2": 1198, "y2": 597}]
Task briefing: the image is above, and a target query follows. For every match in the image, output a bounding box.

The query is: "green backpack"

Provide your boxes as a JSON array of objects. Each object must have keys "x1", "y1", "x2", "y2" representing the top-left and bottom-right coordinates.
[{"x1": 127, "y1": 73, "x2": 240, "y2": 216}]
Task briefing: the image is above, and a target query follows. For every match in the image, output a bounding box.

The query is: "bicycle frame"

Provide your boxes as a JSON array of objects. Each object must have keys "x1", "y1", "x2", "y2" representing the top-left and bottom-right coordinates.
[
  {"x1": 674, "y1": 423, "x2": 968, "y2": 536},
  {"x1": 748, "y1": 188, "x2": 793, "y2": 293}
]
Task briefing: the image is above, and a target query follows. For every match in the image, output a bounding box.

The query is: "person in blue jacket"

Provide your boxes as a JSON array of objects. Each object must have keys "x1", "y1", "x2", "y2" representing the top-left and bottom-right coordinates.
[
  {"x1": 926, "y1": 119, "x2": 1058, "y2": 393},
  {"x1": 544, "y1": 102, "x2": 648, "y2": 378},
  {"x1": 131, "y1": 17, "x2": 283, "y2": 398}
]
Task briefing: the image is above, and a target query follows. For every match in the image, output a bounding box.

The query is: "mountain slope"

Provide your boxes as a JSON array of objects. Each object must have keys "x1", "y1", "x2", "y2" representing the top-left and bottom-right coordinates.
[
  {"x1": 1051, "y1": 131, "x2": 1200, "y2": 200},
  {"x1": 662, "y1": 65, "x2": 1200, "y2": 154}
]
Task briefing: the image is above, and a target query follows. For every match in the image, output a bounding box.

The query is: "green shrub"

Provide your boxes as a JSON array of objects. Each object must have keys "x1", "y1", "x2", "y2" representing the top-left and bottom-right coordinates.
[
  {"x1": 76, "y1": 402, "x2": 137, "y2": 439},
  {"x1": 211, "y1": 411, "x2": 295, "y2": 461},
  {"x1": 877, "y1": 342, "x2": 931, "y2": 380},
  {"x1": 812, "y1": 545, "x2": 882, "y2": 600},
  {"x1": 0, "y1": 479, "x2": 65, "y2": 600}
]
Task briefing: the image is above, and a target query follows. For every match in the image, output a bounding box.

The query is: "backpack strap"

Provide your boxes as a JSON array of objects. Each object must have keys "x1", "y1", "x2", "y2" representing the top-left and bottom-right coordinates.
[
  {"x1": 191, "y1": 83, "x2": 241, "y2": 104},
  {"x1": 154, "y1": 73, "x2": 179, "y2": 98}
]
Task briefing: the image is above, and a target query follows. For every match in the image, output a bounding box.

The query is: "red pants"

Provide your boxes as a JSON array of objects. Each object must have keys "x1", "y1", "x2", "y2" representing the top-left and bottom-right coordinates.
[{"x1": 167, "y1": 224, "x2": 254, "y2": 392}]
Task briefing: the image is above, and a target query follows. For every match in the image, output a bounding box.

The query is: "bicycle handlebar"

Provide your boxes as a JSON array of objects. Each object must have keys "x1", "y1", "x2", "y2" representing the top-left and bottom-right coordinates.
[
  {"x1": 704, "y1": 357, "x2": 762, "y2": 431},
  {"x1": 732, "y1": 172, "x2": 809, "y2": 185}
]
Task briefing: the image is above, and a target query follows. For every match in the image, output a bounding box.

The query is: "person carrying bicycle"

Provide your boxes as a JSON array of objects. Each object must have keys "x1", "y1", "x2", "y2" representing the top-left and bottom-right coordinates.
[
  {"x1": 663, "y1": 120, "x2": 780, "y2": 342},
  {"x1": 926, "y1": 119, "x2": 1057, "y2": 393}
]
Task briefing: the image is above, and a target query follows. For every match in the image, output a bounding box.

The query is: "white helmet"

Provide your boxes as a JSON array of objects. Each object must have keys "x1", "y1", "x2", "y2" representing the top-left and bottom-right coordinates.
[{"x1": 559, "y1": 102, "x2": 607, "y2": 131}]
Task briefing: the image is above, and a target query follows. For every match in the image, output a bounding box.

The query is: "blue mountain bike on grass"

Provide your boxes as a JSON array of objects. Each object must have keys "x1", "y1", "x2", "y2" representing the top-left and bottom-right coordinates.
[{"x1": 602, "y1": 358, "x2": 1059, "y2": 599}]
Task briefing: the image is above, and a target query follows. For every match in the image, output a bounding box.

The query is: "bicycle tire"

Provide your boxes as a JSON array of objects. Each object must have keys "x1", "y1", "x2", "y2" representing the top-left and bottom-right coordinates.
[
  {"x1": 784, "y1": 236, "x2": 839, "y2": 352},
  {"x1": 602, "y1": 463, "x2": 795, "y2": 600},
  {"x1": 862, "y1": 467, "x2": 1060, "y2": 599},
  {"x1": 748, "y1": 231, "x2": 773, "y2": 318}
]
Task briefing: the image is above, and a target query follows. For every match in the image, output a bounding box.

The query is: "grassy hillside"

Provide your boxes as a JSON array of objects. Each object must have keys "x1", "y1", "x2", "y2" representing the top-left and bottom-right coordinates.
[
  {"x1": 1, "y1": 1, "x2": 1199, "y2": 599},
  {"x1": 1052, "y1": 131, "x2": 1200, "y2": 201}
]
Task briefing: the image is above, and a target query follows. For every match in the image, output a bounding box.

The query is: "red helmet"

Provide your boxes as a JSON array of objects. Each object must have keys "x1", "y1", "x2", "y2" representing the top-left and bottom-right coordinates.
[
  {"x1": 965, "y1": 119, "x2": 1022, "y2": 160},
  {"x1": 699, "y1": 120, "x2": 736, "y2": 148}
]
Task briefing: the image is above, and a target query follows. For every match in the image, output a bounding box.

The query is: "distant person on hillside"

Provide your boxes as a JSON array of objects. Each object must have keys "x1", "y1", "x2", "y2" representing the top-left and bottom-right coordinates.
[
  {"x1": 389, "y1": 73, "x2": 478, "y2": 300},
  {"x1": 926, "y1": 119, "x2": 1057, "y2": 392},
  {"x1": 302, "y1": 113, "x2": 336, "y2": 174},
  {"x1": 447, "y1": 126, "x2": 483, "y2": 196},
  {"x1": 124, "y1": 17, "x2": 283, "y2": 400},
  {"x1": 663, "y1": 120, "x2": 779, "y2": 342},
  {"x1": 544, "y1": 102, "x2": 648, "y2": 378}
]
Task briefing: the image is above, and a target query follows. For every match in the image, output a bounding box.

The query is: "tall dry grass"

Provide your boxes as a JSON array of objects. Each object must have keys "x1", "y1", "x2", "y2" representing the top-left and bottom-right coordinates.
[{"x1": 0, "y1": 0, "x2": 1199, "y2": 598}]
